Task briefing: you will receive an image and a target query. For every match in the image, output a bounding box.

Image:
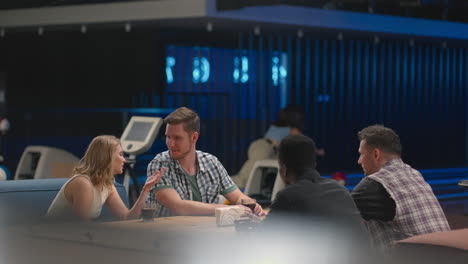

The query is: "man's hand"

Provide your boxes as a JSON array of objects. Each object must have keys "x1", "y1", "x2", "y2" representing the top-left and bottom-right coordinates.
[
  {"x1": 224, "y1": 189, "x2": 266, "y2": 216},
  {"x1": 238, "y1": 203, "x2": 266, "y2": 216},
  {"x1": 236, "y1": 203, "x2": 266, "y2": 216},
  {"x1": 253, "y1": 203, "x2": 266, "y2": 216}
]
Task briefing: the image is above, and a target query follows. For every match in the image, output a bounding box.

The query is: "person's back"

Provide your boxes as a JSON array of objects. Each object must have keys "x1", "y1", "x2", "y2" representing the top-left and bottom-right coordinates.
[
  {"x1": 364, "y1": 159, "x2": 449, "y2": 247},
  {"x1": 352, "y1": 125, "x2": 450, "y2": 252},
  {"x1": 271, "y1": 171, "x2": 361, "y2": 219},
  {"x1": 267, "y1": 168, "x2": 367, "y2": 238},
  {"x1": 264, "y1": 135, "x2": 369, "y2": 246}
]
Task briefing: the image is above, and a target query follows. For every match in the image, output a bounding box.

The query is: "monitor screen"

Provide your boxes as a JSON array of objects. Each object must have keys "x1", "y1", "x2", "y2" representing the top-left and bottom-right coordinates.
[{"x1": 124, "y1": 121, "x2": 153, "y2": 142}]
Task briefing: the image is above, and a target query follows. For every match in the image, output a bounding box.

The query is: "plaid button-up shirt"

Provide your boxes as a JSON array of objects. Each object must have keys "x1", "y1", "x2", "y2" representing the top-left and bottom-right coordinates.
[
  {"x1": 359, "y1": 159, "x2": 450, "y2": 251},
  {"x1": 147, "y1": 150, "x2": 237, "y2": 217}
]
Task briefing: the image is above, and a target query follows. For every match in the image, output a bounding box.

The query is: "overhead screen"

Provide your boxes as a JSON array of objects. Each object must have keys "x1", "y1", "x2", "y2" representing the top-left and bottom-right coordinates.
[{"x1": 165, "y1": 45, "x2": 288, "y2": 97}]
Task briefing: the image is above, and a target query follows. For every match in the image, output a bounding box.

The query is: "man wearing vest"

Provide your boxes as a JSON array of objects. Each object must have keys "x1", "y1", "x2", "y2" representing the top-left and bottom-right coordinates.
[{"x1": 351, "y1": 125, "x2": 450, "y2": 252}]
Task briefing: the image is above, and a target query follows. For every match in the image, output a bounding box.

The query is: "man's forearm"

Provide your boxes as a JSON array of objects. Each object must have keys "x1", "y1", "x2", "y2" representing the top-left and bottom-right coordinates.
[
  {"x1": 225, "y1": 190, "x2": 251, "y2": 205},
  {"x1": 168, "y1": 200, "x2": 228, "y2": 216}
]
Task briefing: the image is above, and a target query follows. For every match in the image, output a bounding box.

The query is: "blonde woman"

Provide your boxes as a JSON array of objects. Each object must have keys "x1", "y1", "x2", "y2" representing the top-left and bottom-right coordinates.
[{"x1": 47, "y1": 135, "x2": 165, "y2": 221}]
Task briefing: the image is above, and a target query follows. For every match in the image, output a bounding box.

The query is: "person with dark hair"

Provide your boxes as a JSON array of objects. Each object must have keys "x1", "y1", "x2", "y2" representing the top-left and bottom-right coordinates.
[
  {"x1": 147, "y1": 107, "x2": 265, "y2": 217},
  {"x1": 267, "y1": 105, "x2": 305, "y2": 143},
  {"x1": 232, "y1": 105, "x2": 324, "y2": 189},
  {"x1": 351, "y1": 125, "x2": 450, "y2": 252},
  {"x1": 266, "y1": 134, "x2": 364, "y2": 227}
]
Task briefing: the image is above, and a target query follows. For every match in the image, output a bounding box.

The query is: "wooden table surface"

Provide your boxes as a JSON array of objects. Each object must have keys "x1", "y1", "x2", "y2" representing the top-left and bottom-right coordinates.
[
  {"x1": 20, "y1": 216, "x2": 236, "y2": 255},
  {"x1": 101, "y1": 215, "x2": 234, "y2": 233}
]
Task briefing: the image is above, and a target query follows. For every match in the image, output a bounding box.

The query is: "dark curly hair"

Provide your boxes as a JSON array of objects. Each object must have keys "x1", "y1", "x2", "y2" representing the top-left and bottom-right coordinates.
[{"x1": 278, "y1": 134, "x2": 317, "y2": 176}]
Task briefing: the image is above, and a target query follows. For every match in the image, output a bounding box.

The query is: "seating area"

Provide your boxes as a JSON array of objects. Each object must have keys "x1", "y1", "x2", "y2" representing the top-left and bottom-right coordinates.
[
  {"x1": 243, "y1": 159, "x2": 284, "y2": 205},
  {"x1": 1, "y1": 1, "x2": 468, "y2": 263},
  {"x1": 0, "y1": 178, "x2": 128, "y2": 225}
]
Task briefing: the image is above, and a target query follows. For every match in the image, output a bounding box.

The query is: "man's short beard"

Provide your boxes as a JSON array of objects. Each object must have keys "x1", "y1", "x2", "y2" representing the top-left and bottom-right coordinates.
[{"x1": 171, "y1": 138, "x2": 194, "y2": 160}]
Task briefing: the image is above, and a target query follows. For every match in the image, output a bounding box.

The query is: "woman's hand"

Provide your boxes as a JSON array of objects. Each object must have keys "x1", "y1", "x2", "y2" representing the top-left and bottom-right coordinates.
[{"x1": 142, "y1": 168, "x2": 166, "y2": 192}]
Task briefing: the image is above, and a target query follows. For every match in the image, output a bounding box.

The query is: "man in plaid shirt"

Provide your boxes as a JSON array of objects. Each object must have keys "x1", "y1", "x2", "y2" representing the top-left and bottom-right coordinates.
[
  {"x1": 147, "y1": 107, "x2": 265, "y2": 217},
  {"x1": 351, "y1": 125, "x2": 450, "y2": 252}
]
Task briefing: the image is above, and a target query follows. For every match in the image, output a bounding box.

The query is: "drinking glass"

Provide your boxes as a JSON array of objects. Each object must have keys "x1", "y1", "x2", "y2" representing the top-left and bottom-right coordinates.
[
  {"x1": 141, "y1": 200, "x2": 156, "y2": 222},
  {"x1": 240, "y1": 198, "x2": 257, "y2": 213}
]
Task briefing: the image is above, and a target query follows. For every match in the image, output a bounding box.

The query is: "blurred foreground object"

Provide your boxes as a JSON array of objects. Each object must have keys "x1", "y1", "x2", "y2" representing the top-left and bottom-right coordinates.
[{"x1": 332, "y1": 171, "x2": 347, "y2": 185}]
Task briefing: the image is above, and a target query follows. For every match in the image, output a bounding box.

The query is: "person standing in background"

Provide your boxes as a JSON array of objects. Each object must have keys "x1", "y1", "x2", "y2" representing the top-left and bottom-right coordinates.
[{"x1": 232, "y1": 105, "x2": 324, "y2": 189}]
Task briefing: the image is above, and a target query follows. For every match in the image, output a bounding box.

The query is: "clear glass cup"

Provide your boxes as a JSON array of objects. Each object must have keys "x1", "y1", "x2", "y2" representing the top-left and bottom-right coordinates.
[{"x1": 141, "y1": 200, "x2": 156, "y2": 222}]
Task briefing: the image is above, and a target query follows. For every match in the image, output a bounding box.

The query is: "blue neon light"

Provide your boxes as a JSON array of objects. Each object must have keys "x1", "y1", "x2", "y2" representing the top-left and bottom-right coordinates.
[
  {"x1": 165, "y1": 45, "x2": 289, "y2": 93},
  {"x1": 166, "y1": 56, "x2": 175, "y2": 84},
  {"x1": 317, "y1": 94, "x2": 330, "y2": 103},
  {"x1": 272, "y1": 56, "x2": 287, "y2": 86},
  {"x1": 192, "y1": 57, "x2": 210, "y2": 83},
  {"x1": 233, "y1": 56, "x2": 249, "y2": 83}
]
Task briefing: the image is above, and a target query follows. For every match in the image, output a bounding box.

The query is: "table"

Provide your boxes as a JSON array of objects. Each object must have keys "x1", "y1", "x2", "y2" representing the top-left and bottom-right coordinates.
[
  {"x1": 101, "y1": 216, "x2": 234, "y2": 233},
  {"x1": 3, "y1": 216, "x2": 236, "y2": 264},
  {"x1": 3, "y1": 216, "x2": 369, "y2": 264},
  {"x1": 23, "y1": 216, "x2": 235, "y2": 253}
]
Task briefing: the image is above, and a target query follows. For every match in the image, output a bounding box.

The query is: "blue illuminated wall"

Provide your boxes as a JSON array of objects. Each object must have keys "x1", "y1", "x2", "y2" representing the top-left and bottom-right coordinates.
[
  {"x1": 4, "y1": 26, "x2": 466, "y2": 180},
  {"x1": 2, "y1": 28, "x2": 467, "y2": 176},
  {"x1": 147, "y1": 34, "x2": 467, "y2": 174},
  {"x1": 292, "y1": 38, "x2": 467, "y2": 170},
  {"x1": 154, "y1": 42, "x2": 290, "y2": 172},
  {"x1": 165, "y1": 45, "x2": 287, "y2": 101}
]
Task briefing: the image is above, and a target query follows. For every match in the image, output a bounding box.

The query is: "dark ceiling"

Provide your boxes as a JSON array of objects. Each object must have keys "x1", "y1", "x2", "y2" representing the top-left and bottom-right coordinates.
[
  {"x1": 1, "y1": 1, "x2": 468, "y2": 24},
  {"x1": 216, "y1": 0, "x2": 468, "y2": 24}
]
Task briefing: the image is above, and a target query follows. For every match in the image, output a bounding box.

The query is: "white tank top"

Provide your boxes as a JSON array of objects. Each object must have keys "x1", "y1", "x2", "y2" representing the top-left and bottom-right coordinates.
[{"x1": 46, "y1": 174, "x2": 110, "y2": 221}]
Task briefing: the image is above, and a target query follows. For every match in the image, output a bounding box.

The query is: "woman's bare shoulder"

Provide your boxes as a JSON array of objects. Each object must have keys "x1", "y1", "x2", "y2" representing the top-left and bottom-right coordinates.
[
  {"x1": 66, "y1": 175, "x2": 94, "y2": 190},
  {"x1": 64, "y1": 175, "x2": 94, "y2": 199}
]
